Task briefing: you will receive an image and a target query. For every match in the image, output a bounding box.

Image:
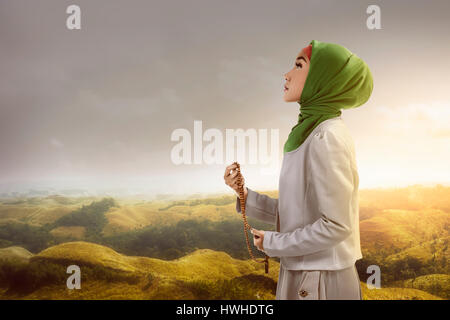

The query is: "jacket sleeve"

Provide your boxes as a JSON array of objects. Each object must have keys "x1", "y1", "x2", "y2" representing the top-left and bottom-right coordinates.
[
  {"x1": 235, "y1": 187, "x2": 277, "y2": 226},
  {"x1": 262, "y1": 129, "x2": 355, "y2": 257}
]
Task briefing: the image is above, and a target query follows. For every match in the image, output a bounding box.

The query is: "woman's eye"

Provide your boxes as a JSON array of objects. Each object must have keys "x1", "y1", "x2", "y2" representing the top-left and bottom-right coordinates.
[{"x1": 296, "y1": 63, "x2": 302, "y2": 68}]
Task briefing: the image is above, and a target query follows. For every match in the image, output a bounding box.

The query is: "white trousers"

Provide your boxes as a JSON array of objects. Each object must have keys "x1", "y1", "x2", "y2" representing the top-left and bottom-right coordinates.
[{"x1": 275, "y1": 263, "x2": 362, "y2": 300}]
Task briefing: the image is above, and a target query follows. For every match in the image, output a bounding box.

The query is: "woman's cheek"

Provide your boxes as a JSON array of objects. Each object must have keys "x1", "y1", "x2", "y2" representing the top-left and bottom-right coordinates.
[{"x1": 290, "y1": 86, "x2": 301, "y2": 101}]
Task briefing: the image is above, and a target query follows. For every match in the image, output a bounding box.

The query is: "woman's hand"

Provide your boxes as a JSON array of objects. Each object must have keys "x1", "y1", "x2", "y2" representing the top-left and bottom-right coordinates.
[
  {"x1": 251, "y1": 228, "x2": 265, "y2": 251},
  {"x1": 224, "y1": 163, "x2": 248, "y2": 199}
]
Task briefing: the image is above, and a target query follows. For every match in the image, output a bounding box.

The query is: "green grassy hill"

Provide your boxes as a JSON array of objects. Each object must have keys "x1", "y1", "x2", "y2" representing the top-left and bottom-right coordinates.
[
  {"x1": 390, "y1": 274, "x2": 450, "y2": 299},
  {"x1": 0, "y1": 246, "x2": 33, "y2": 265},
  {"x1": 34, "y1": 241, "x2": 277, "y2": 280},
  {"x1": 384, "y1": 236, "x2": 449, "y2": 266},
  {"x1": 103, "y1": 197, "x2": 240, "y2": 235},
  {"x1": 0, "y1": 185, "x2": 449, "y2": 300},
  {"x1": 360, "y1": 281, "x2": 442, "y2": 300},
  {"x1": 2, "y1": 241, "x2": 279, "y2": 299},
  {"x1": 0, "y1": 196, "x2": 96, "y2": 226},
  {"x1": 0, "y1": 242, "x2": 444, "y2": 300},
  {"x1": 359, "y1": 208, "x2": 449, "y2": 256}
]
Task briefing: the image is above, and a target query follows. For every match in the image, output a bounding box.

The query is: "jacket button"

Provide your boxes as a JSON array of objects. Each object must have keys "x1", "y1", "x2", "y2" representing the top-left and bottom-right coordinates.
[{"x1": 299, "y1": 289, "x2": 308, "y2": 297}]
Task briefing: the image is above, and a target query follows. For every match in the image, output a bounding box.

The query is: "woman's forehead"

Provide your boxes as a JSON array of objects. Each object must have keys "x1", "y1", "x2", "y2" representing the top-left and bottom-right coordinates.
[
  {"x1": 295, "y1": 50, "x2": 309, "y2": 62},
  {"x1": 298, "y1": 44, "x2": 312, "y2": 61}
]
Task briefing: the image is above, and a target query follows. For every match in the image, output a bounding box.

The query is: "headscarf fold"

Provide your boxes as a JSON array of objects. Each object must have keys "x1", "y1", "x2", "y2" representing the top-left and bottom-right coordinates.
[{"x1": 283, "y1": 40, "x2": 373, "y2": 153}]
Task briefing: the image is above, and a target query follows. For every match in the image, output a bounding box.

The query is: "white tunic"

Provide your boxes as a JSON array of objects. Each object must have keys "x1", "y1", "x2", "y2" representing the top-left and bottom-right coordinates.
[{"x1": 236, "y1": 116, "x2": 363, "y2": 270}]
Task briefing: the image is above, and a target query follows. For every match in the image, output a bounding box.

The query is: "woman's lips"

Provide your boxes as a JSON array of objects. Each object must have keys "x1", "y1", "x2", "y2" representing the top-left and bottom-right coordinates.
[{"x1": 284, "y1": 85, "x2": 289, "y2": 92}]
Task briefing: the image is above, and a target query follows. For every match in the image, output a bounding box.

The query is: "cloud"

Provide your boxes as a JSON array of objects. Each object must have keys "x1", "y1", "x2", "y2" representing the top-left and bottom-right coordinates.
[{"x1": 373, "y1": 101, "x2": 450, "y2": 139}]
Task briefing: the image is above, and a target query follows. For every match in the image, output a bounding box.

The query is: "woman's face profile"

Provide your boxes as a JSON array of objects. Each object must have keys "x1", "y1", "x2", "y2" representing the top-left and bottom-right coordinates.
[{"x1": 283, "y1": 49, "x2": 310, "y2": 102}]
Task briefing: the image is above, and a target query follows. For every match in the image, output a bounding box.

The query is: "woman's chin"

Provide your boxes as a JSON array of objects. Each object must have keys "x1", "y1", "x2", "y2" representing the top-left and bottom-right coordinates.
[{"x1": 283, "y1": 93, "x2": 296, "y2": 102}]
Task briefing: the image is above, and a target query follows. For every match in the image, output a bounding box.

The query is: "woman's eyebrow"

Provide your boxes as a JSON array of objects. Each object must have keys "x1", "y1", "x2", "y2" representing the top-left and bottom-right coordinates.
[{"x1": 296, "y1": 56, "x2": 307, "y2": 64}]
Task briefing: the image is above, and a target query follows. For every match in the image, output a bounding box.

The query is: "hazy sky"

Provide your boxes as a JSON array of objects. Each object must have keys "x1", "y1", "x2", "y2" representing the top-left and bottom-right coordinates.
[{"x1": 1, "y1": 0, "x2": 449, "y2": 196}]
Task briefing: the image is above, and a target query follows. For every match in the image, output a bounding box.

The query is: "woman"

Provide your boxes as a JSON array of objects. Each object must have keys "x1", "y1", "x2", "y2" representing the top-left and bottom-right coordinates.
[{"x1": 224, "y1": 40, "x2": 373, "y2": 300}]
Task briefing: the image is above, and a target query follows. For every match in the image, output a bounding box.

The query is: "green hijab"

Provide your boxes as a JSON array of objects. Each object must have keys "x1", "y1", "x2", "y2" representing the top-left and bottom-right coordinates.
[{"x1": 283, "y1": 40, "x2": 373, "y2": 153}]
